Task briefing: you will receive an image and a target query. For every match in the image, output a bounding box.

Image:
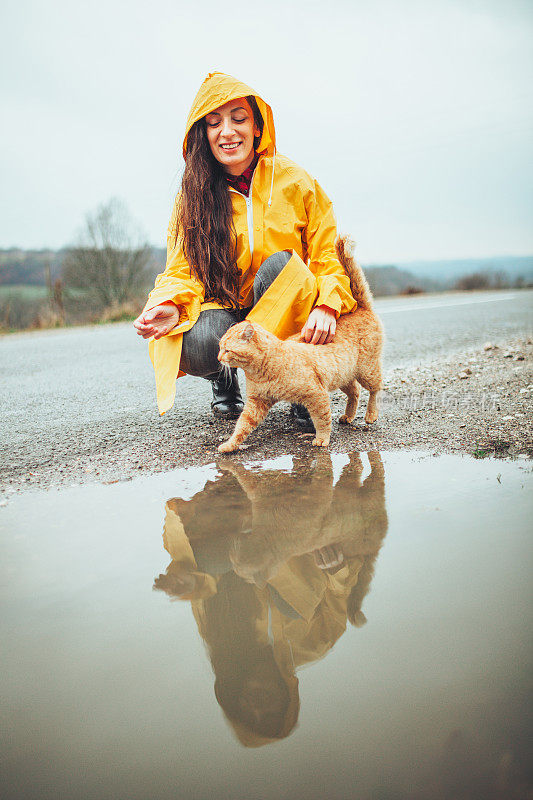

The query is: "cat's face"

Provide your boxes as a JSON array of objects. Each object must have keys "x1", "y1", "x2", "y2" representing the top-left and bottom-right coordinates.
[{"x1": 218, "y1": 322, "x2": 260, "y2": 368}]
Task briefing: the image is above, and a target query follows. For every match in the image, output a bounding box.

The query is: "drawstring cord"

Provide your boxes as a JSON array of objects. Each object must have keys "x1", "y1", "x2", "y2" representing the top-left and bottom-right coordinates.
[{"x1": 267, "y1": 146, "x2": 276, "y2": 206}]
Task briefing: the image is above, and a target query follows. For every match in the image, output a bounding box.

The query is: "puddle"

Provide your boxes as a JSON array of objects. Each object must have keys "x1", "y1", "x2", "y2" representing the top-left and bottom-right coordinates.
[{"x1": 1, "y1": 452, "x2": 532, "y2": 800}]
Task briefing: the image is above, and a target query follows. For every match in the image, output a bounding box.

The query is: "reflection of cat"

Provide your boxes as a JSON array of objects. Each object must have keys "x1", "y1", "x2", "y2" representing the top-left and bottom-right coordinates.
[
  {"x1": 221, "y1": 452, "x2": 335, "y2": 586},
  {"x1": 218, "y1": 236, "x2": 384, "y2": 452},
  {"x1": 225, "y1": 451, "x2": 388, "y2": 627}
]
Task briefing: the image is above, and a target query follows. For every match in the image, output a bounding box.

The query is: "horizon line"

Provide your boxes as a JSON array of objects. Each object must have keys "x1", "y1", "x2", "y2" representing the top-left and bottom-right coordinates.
[{"x1": 0, "y1": 244, "x2": 533, "y2": 267}]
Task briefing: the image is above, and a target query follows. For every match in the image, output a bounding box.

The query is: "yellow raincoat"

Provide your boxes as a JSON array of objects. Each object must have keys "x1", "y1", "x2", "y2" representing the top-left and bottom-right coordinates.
[{"x1": 144, "y1": 72, "x2": 356, "y2": 414}]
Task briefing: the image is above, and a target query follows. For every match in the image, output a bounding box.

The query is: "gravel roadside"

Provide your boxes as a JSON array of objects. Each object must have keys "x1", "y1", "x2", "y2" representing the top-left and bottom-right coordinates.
[{"x1": 1, "y1": 335, "x2": 531, "y2": 496}]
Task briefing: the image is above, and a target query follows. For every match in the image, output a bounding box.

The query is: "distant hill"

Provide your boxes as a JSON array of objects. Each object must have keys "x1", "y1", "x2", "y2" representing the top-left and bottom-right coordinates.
[
  {"x1": 1, "y1": 247, "x2": 531, "y2": 295},
  {"x1": 0, "y1": 248, "x2": 66, "y2": 286},
  {"x1": 392, "y1": 255, "x2": 533, "y2": 284},
  {"x1": 363, "y1": 265, "x2": 440, "y2": 296},
  {"x1": 0, "y1": 247, "x2": 167, "y2": 287}
]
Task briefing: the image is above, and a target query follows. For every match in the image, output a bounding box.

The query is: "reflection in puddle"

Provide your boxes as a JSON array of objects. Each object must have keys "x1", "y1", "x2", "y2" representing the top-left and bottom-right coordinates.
[
  {"x1": 154, "y1": 452, "x2": 387, "y2": 746},
  {"x1": 1, "y1": 451, "x2": 531, "y2": 799}
]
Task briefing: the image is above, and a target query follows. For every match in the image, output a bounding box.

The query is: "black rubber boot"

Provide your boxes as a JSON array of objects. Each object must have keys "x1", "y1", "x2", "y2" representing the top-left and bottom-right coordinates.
[
  {"x1": 208, "y1": 368, "x2": 244, "y2": 418},
  {"x1": 290, "y1": 403, "x2": 315, "y2": 432}
]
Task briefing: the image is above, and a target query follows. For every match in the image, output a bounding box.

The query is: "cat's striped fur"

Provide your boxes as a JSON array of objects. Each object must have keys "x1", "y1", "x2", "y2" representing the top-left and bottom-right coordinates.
[{"x1": 218, "y1": 236, "x2": 384, "y2": 452}]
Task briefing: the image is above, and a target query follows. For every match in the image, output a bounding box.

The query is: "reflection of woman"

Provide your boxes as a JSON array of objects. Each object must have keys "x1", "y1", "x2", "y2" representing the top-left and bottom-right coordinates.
[
  {"x1": 154, "y1": 452, "x2": 388, "y2": 746},
  {"x1": 154, "y1": 494, "x2": 300, "y2": 747},
  {"x1": 133, "y1": 72, "x2": 356, "y2": 422},
  {"x1": 195, "y1": 574, "x2": 298, "y2": 746}
]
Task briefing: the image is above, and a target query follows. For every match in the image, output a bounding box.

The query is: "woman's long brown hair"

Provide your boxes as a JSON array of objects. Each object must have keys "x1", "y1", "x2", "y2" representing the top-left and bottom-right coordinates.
[{"x1": 176, "y1": 96, "x2": 264, "y2": 308}]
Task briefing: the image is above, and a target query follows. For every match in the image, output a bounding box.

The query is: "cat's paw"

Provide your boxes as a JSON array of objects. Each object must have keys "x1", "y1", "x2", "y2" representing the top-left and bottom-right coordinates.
[
  {"x1": 339, "y1": 414, "x2": 354, "y2": 425},
  {"x1": 364, "y1": 411, "x2": 378, "y2": 424},
  {"x1": 218, "y1": 440, "x2": 239, "y2": 453},
  {"x1": 312, "y1": 436, "x2": 330, "y2": 447}
]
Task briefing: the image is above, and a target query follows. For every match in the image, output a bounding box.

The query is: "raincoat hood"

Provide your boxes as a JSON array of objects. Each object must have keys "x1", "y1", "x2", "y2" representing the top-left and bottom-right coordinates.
[{"x1": 183, "y1": 71, "x2": 276, "y2": 159}]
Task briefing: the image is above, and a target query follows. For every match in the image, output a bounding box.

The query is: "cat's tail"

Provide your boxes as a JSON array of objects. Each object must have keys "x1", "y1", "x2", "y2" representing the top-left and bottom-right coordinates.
[{"x1": 335, "y1": 235, "x2": 374, "y2": 311}]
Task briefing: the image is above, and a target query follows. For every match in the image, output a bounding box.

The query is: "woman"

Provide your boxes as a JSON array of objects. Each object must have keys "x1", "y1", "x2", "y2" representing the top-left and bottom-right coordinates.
[{"x1": 134, "y1": 72, "x2": 356, "y2": 420}]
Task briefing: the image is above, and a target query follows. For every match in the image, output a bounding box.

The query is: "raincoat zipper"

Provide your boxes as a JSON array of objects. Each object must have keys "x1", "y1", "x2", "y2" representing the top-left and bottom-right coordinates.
[{"x1": 229, "y1": 160, "x2": 259, "y2": 260}]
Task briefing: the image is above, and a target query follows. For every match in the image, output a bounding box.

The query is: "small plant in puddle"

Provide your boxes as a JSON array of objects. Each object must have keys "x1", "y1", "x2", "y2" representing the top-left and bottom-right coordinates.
[{"x1": 473, "y1": 447, "x2": 490, "y2": 459}]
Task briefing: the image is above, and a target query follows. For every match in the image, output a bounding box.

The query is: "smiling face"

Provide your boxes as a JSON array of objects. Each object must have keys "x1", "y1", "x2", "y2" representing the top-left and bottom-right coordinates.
[{"x1": 205, "y1": 97, "x2": 260, "y2": 176}]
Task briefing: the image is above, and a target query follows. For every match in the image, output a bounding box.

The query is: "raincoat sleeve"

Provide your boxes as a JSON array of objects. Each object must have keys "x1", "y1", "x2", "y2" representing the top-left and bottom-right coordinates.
[
  {"x1": 142, "y1": 197, "x2": 205, "y2": 329},
  {"x1": 302, "y1": 178, "x2": 357, "y2": 317}
]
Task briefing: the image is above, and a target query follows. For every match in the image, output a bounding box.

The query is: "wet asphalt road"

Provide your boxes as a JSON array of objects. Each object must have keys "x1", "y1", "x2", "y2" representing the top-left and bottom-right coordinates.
[{"x1": 1, "y1": 289, "x2": 532, "y2": 479}]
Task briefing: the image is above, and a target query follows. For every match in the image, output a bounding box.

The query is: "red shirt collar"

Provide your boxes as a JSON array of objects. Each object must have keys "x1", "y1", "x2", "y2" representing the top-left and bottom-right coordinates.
[{"x1": 225, "y1": 152, "x2": 259, "y2": 197}]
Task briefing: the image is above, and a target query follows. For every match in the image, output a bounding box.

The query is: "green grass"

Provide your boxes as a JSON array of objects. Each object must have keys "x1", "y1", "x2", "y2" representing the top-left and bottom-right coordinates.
[{"x1": 472, "y1": 447, "x2": 490, "y2": 459}]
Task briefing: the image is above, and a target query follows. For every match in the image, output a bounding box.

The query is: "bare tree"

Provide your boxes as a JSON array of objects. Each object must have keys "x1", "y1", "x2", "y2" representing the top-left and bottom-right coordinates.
[
  {"x1": 454, "y1": 271, "x2": 491, "y2": 291},
  {"x1": 62, "y1": 198, "x2": 153, "y2": 307}
]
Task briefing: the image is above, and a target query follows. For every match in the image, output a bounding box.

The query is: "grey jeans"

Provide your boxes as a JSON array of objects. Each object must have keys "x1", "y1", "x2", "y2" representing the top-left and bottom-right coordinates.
[{"x1": 179, "y1": 250, "x2": 291, "y2": 377}]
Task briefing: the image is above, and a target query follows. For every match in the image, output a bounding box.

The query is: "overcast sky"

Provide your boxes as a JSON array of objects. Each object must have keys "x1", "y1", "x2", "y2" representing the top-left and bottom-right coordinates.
[{"x1": 1, "y1": 0, "x2": 532, "y2": 263}]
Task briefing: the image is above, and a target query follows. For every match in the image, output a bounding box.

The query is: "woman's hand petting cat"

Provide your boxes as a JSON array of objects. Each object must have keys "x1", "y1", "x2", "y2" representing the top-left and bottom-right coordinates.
[
  {"x1": 133, "y1": 301, "x2": 181, "y2": 340},
  {"x1": 301, "y1": 305, "x2": 337, "y2": 345}
]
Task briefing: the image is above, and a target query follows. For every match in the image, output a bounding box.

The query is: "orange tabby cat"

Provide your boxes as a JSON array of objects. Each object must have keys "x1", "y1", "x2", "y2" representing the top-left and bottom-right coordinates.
[{"x1": 217, "y1": 237, "x2": 384, "y2": 453}]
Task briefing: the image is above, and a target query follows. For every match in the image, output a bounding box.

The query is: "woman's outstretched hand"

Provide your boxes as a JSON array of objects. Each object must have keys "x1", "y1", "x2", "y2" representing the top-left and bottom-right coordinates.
[
  {"x1": 133, "y1": 301, "x2": 181, "y2": 340},
  {"x1": 301, "y1": 305, "x2": 337, "y2": 345}
]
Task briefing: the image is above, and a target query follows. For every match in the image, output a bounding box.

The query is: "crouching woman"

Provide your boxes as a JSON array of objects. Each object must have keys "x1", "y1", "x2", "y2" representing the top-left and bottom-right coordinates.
[{"x1": 134, "y1": 72, "x2": 356, "y2": 422}]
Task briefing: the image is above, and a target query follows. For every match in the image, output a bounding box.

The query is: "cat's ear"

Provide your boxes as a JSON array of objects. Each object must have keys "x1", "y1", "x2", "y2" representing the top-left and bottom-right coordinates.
[{"x1": 241, "y1": 323, "x2": 255, "y2": 341}]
